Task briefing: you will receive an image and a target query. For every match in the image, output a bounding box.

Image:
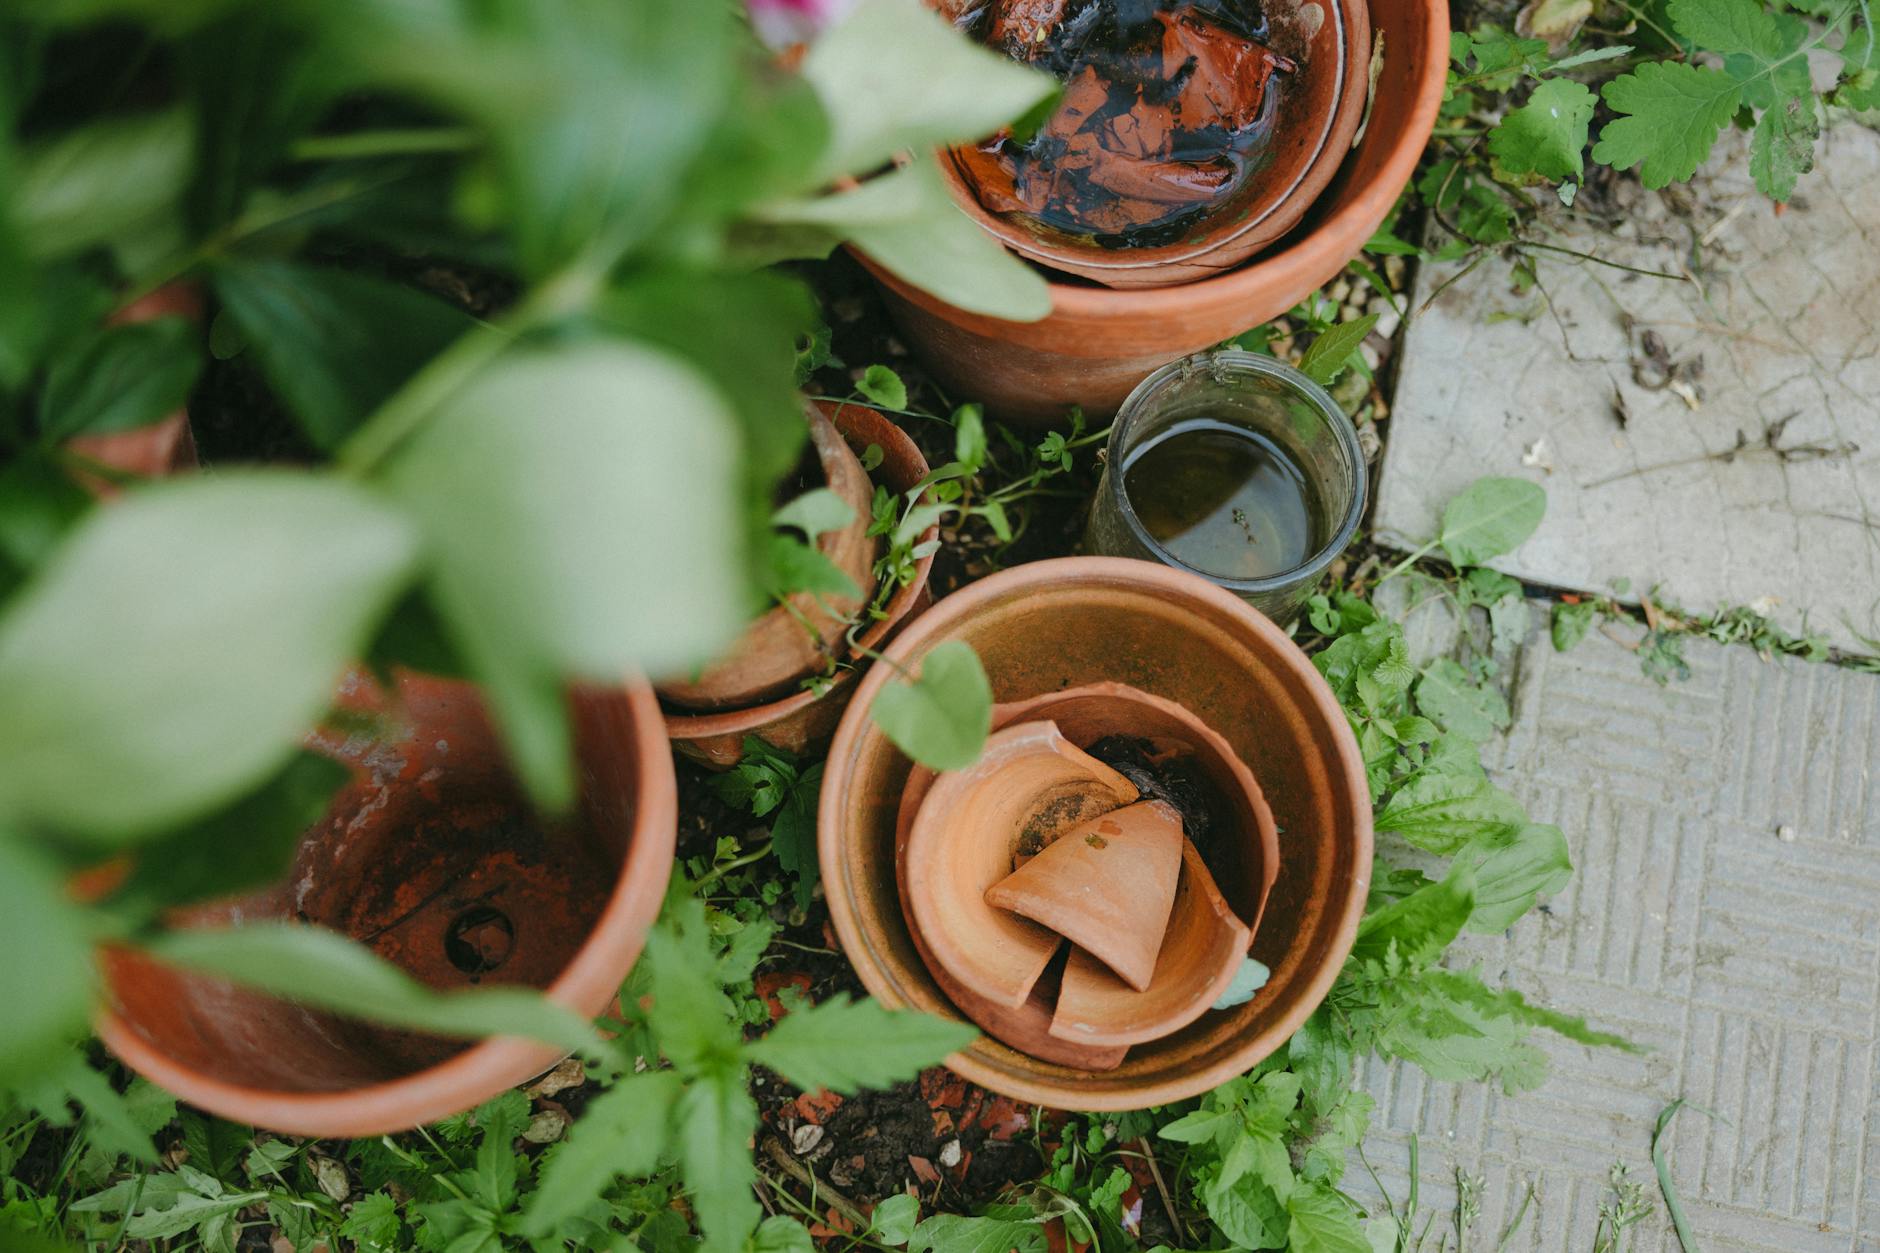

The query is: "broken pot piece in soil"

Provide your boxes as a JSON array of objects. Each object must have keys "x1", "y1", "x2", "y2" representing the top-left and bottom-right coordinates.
[
  {"x1": 658, "y1": 401, "x2": 879, "y2": 710},
  {"x1": 665, "y1": 401, "x2": 938, "y2": 769},
  {"x1": 96, "y1": 671, "x2": 677, "y2": 1139},
  {"x1": 861, "y1": 0, "x2": 1446, "y2": 421},
  {"x1": 822, "y1": 556, "x2": 1369, "y2": 1109},
  {"x1": 937, "y1": 0, "x2": 1368, "y2": 289}
]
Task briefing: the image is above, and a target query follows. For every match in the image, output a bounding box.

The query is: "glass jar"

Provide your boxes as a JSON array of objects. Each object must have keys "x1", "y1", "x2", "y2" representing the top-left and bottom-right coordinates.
[{"x1": 1084, "y1": 350, "x2": 1367, "y2": 624}]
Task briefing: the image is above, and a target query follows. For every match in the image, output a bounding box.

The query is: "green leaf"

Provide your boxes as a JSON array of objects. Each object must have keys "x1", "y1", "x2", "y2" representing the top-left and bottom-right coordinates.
[
  {"x1": 801, "y1": 0, "x2": 1056, "y2": 181},
  {"x1": 869, "y1": 640, "x2": 992, "y2": 771},
  {"x1": 1438, "y1": 476, "x2": 1546, "y2": 567},
  {"x1": 1460, "y1": 822, "x2": 1572, "y2": 932},
  {"x1": 211, "y1": 261, "x2": 476, "y2": 450},
  {"x1": 143, "y1": 922, "x2": 597, "y2": 1053},
  {"x1": 753, "y1": 1217, "x2": 817, "y2": 1253},
  {"x1": 871, "y1": 1195, "x2": 920, "y2": 1246},
  {"x1": 954, "y1": 406, "x2": 988, "y2": 473},
  {"x1": 39, "y1": 316, "x2": 202, "y2": 441},
  {"x1": 1551, "y1": 600, "x2": 1597, "y2": 651},
  {"x1": 1488, "y1": 79, "x2": 1595, "y2": 181},
  {"x1": 0, "y1": 454, "x2": 91, "y2": 592},
  {"x1": 1299, "y1": 315, "x2": 1379, "y2": 386},
  {"x1": 766, "y1": 536, "x2": 863, "y2": 601},
  {"x1": 908, "y1": 1213, "x2": 1048, "y2": 1253},
  {"x1": 384, "y1": 342, "x2": 747, "y2": 810},
  {"x1": 1748, "y1": 92, "x2": 1819, "y2": 202},
  {"x1": 0, "y1": 841, "x2": 95, "y2": 1081},
  {"x1": 524, "y1": 1069, "x2": 680, "y2": 1236},
  {"x1": 773, "y1": 488, "x2": 856, "y2": 543},
  {"x1": 642, "y1": 898, "x2": 744, "y2": 1075},
  {"x1": 107, "y1": 751, "x2": 348, "y2": 919},
  {"x1": 1376, "y1": 773, "x2": 1525, "y2": 855},
  {"x1": 859, "y1": 365, "x2": 909, "y2": 412},
  {"x1": 1666, "y1": 0, "x2": 1786, "y2": 57},
  {"x1": 745, "y1": 995, "x2": 976, "y2": 1092},
  {"x1": 1286, "y1": 1186, "x2": 1371, "y2": 1253},
  {"x1": 1592, "y1": 62, "x2": 1740, "y2": 189},
  {"x1": 1213, "y1": 957, "x2": 1271, "y2": 1009},
  {"x1": 676, "y1": 1072, "x2": 762, "y2": 1253},
  {"x1": 0, "y1": 474, "x2": 417, "y2": 841},
  {"x1": 1414, "y1": 659, "x2": 1510, "y2": 742},
  {"x1": 1351, "y1": 867, "x2": 1475, "y2": 968},
  {"x1": 757, "y1": 157, "x2": 1052, "y2": 322},
  {"x1": 12, "y1": 109, "x2": 193, "y2": 261}
]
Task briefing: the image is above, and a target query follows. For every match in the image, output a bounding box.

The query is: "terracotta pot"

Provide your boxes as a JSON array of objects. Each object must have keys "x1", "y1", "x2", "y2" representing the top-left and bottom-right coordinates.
[
  {"x1": 902, "y1": 720, "x2": 1140, "y2": 1008},
  {"x1": 66, "y1": 285, "x2": 203, "y2": 495},
  {"x1": 1049, "y1": 837, "x2": 1251, "y2": 1047},
  {"x1": 665, "y1": 401, "x2": 937, "y2": 769},
  {"x1": 95, "y1": 671, "x2": 678, "y2": 1138},
  {"x1": 984, "y1": 799, "x2": 1186, "y2": 993},
  {"x1": 858, "y1": 0, "x2": 1448, "y2": 423},
  {"x1": 935, "y1": 0, "x2": 1371, "y2": 289},
  {"x1": 820, "y1": 557, "x2": 1370, "y2": 1109},
  {"x1": 659, "y1": 403, "x2": 878, "y2": 710}
]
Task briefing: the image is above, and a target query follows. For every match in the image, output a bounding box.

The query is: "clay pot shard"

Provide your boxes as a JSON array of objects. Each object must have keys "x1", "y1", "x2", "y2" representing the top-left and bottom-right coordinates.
[
  {"x1": 984, "y1": 799, "x2": 1184, "y2": 991},
  {"x1": 1049, "y1": 836, "x2": 1252, "y2": 1047},
  {"x1": 902, "y1": 719, "x2": 1138, "y2": 1010}
]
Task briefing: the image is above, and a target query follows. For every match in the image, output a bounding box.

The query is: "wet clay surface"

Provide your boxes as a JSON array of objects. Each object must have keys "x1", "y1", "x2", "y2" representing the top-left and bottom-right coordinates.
[{"x1": 953, "y1": 0, "x2": 1294, "y2": 245}]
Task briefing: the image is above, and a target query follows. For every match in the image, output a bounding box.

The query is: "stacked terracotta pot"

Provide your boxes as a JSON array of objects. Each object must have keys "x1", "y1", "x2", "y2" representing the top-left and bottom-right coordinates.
[
  {"x1": 821, "y1": 558, "x2": 1373, "y2": 1108},
  {"x1": 895, "y1": 684, "x2": 1280, "y2": 1070},
  {"x1": 864, "y1": 0, "x2": 1449, "y2": 422},
  {"x1": 663, "y1": 401, "x2": 938, "y2": 769}
]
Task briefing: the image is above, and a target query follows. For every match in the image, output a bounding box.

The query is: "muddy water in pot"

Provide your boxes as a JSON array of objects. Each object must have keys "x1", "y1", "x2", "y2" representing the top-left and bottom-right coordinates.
[{"x1": 951, "y1": 0, "x2": 1295, "y2": 246}]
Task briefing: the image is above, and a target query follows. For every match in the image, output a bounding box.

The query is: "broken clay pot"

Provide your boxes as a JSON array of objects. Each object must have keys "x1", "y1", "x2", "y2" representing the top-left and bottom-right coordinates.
[
  {"x1": 935, "y1": 0, "x2": 1371, "y2": 289},
  {"x1": 984, "y1": 799, "x2": 1185, "y2": 993},
  {"x1": 902, "y1": 720, "x2": 1140, "y2": 1009},
  {"x1": 1049, "y1": 838, "x2": 1252, "y2": 1047},
  {"x1": 860, "y1": 0, "x2": 1448, "y2": 422},
  {"x1": 658, "y1": 402, "x2": 879, "y2": 710},
  {"x1": 821, "y1": 557, "x2": 1370, "y2": 1109},
  {"x1": 96, "y1": 671, "x2": 678, "y2": 1138},
  {"x1": 665, "y1": 401, "x2": 938, "y2": 769}
]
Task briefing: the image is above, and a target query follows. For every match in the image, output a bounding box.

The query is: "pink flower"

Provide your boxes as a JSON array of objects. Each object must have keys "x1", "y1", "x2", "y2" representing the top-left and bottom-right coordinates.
[{"x1": 747, "y1": 0, "x2": 861, "y2": 49}]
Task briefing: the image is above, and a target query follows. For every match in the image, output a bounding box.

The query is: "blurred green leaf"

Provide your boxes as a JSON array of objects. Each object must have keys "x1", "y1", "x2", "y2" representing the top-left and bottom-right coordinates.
[
  {"x1": 38, "y1": 316, "x2": 201, "y2": 440},
  {"x1": 0, "y1": 839, "x2": 95, "y2": 1083},
  {"x1": 675, "y1": 1072, "x2": 760, "y2": 1253},
  {"x1": 523, "y1": 1069, "x2": 679, "y2": 1236},
  {"x1": 212, "y1": 260, "x2": 476, "y2": 450},
  {"x1": 802, "y1": 0, "x2": 1055, "y2": 181},
  {"x1": 384, "y1": 342, "x2": 747, "y2": 809},
  {"x1": 145, "y1": 922, "x2": 597, "y2": 1051},
  {"x1": 12, "y1": 109, "x2": 193, "y2": 262},
  {"x1": 757, "y1": 157, "x2": 1050, "y2": 322},
  {"x1": 0, "y1": 474, "x2": 417, "y2": 841}
]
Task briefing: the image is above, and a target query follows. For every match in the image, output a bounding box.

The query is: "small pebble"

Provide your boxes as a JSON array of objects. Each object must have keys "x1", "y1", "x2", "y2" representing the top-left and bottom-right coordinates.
[
  {"x1": 1777, "y1": 824, "x2": 1798, "y2": 843},
  {"x1": 938, "y1": 1138, "x2": 963, "y2": 1168},
  {"x1": 1383, "y1": 256, "x2": 1406, "y2": 288},
  {"x1": 793, "y1": 1123, "x2": 825, "y2": 1154},
  {"x1": 524, "y1": 1108, "x2": 571, "y2": 1145}
]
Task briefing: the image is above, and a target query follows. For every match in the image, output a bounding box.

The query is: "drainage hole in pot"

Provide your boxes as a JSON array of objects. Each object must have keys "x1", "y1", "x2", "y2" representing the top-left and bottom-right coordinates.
[{"x1": 445, "y1": 905, "x2": 515, "y2": 977}]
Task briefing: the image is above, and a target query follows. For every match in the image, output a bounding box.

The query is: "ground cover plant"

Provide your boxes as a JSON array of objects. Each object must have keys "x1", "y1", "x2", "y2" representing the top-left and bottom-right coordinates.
[{"x1": 3, "y1": 0, "x2": 1874, "y2": 1247}]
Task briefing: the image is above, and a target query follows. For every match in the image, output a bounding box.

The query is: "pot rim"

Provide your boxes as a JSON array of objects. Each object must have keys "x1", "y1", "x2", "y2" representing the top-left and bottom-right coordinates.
[
  {"x1": 818, "y1": 556, "x2": 1373, "y2": 1109},
  {"x1": 852, "y1": 0, "x2": 1448, "y2": 331},
  {"x1": 1101, "y1": 350, "x2": 1367, "y2": 595},
  {"x1": 94, "y1": 678, "x2": 678, "y2": 1139},
  {"x1": 935, "y1": 0, "x2": 1366, "y2": 281},
  {"x1": 663, "y1": 400, "x2": 937, "y2": 739}
]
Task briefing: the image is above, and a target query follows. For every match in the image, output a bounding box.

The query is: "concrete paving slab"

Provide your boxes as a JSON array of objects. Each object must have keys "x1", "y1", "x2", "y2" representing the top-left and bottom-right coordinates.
[
  {"x1": 1345, "y1": 621, "x2": 1880, "y2": 1250},
  {"x1": 1374, "y1": 125, "x2": 1880, "y2": 656}
]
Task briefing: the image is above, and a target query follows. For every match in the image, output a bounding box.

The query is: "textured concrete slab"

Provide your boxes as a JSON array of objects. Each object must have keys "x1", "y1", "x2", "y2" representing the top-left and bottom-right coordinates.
[
  {"x1": 1374, "y1": 125, "x2": 1880, "y2": 656},
  {"x1": 1344, "y1": 621, "x2": 1880, "y2": 1249}
]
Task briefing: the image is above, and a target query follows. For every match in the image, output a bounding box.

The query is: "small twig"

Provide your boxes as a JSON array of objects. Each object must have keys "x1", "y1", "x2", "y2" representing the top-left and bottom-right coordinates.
[
  {"x1": 1515, "y1": 239, "x2": 1686, "y2": 281},
  {"x1": 763, "y1": 1138, "x2": 872, "y2": 1233},
  {"x1": 1132, "y1": 1137, "x2": 1186, "y2": 1246}
]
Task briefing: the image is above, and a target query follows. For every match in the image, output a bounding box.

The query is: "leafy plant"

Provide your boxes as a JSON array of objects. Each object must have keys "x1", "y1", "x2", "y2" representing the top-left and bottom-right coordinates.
[{"x1": 0, "y1": 0, "x2": 1044, "y2": 1083}]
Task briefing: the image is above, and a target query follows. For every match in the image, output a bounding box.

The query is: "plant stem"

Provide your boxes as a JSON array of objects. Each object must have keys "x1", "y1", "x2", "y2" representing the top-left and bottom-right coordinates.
[
  {"x1": 290, "y1": 127, "x2": 479, "y2": 162},
  {"x1": 761, "y1": 1139, "x2": 874, "y2": 1234},
  {"x1": 693, "y1": 841, "x2": 775, "y2": 893}
]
